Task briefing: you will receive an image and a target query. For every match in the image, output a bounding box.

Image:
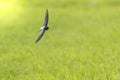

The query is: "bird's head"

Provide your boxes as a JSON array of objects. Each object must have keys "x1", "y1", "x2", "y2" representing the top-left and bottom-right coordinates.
[{"x1": 45, "y1": 26, "x2": 49, "y2": 30}]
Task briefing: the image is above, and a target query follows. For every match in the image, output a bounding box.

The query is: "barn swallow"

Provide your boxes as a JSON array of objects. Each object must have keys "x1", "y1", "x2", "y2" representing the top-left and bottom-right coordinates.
[{"x1": 35, "y1": 9, "x2": 49, "y2": 43}]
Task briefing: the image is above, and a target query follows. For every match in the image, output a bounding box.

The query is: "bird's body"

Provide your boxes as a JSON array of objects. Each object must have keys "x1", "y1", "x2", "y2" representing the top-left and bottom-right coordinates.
[
  {"x1": 40, "y1": 26, "x2": 49, "y2": 31},
  {"x1": 35, "y1": 9, "x2": 49, "y2": 43}
]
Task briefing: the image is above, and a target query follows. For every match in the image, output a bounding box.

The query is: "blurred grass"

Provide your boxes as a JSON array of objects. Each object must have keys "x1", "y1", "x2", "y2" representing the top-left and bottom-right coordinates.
[{"x1": 0, "y1": 0, "x2": 120, "y2": 80}]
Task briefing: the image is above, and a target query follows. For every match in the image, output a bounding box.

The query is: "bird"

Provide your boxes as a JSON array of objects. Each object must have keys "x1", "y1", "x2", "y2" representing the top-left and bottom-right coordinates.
[{"x1": 35, "y1": 9, "x2": 49, "y2": 43}]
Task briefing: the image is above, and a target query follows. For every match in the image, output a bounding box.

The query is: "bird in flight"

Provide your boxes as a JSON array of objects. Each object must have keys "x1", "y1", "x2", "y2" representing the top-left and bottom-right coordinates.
[{"x1": 35, "y1": 9, "x2": 49, "y2": 43}]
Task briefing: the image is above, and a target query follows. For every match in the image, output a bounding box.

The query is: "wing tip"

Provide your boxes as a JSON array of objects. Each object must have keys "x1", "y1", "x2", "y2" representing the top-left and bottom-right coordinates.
[
  {"x1": 35, "y1": 41, "x2": 38, "y2": 43},
  {"x1": 46, "y1": 8, "x2": 48, "y2": 13}
]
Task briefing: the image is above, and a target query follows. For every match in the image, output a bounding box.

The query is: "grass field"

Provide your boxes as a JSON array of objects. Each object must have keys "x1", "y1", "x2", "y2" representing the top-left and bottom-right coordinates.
[{"x1": 0, "y1": 0, "x2": 120, "y2": 80}]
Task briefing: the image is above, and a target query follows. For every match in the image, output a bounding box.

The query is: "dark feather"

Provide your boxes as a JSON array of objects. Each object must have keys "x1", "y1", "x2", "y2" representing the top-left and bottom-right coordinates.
[
  {"x1": 43, "y1": 9, "x2": 49, "y2": 26},
  {"x1": 35, "y1": 29, "x2": 45, "y2": 43}
]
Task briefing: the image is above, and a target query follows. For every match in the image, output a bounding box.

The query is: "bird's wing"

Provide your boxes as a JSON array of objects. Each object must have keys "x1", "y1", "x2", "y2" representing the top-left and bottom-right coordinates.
[
  {"x1": 43, "y1": 9, "x2": 49, "y2": 26},
  {"x1": 35, "y1": 29, "x2": 45, "y2": 43}
]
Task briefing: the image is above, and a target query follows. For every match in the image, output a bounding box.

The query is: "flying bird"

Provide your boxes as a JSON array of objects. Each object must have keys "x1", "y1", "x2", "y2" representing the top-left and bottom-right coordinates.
[{"x1": 35, "y1": 9, "x2": 49, "y2": 43}]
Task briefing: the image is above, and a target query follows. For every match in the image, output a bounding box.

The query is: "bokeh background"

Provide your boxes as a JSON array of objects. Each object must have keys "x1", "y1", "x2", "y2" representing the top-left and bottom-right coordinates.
[{"x1": 0, "y1": 0, "x2": 120, "y2": 79}]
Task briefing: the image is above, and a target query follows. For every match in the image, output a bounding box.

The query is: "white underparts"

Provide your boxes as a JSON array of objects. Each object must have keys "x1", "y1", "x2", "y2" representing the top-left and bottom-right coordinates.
[{"x1": 40, "y1": 26, "x2": 44, "y2": 31}]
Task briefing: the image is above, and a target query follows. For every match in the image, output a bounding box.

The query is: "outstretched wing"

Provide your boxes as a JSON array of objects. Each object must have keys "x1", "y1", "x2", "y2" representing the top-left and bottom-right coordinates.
[
  {"x1": 35, "y1": 29, "x2": 45, "y2": 43},
  {"x1": 43, "y1": 9, "x2": 49, "y2": 26}
]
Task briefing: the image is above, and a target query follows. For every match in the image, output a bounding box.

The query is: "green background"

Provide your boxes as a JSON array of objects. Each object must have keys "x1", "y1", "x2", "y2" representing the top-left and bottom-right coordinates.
[{"x1": 0, "y1": 0, "x2": 120, "y2": 79}]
